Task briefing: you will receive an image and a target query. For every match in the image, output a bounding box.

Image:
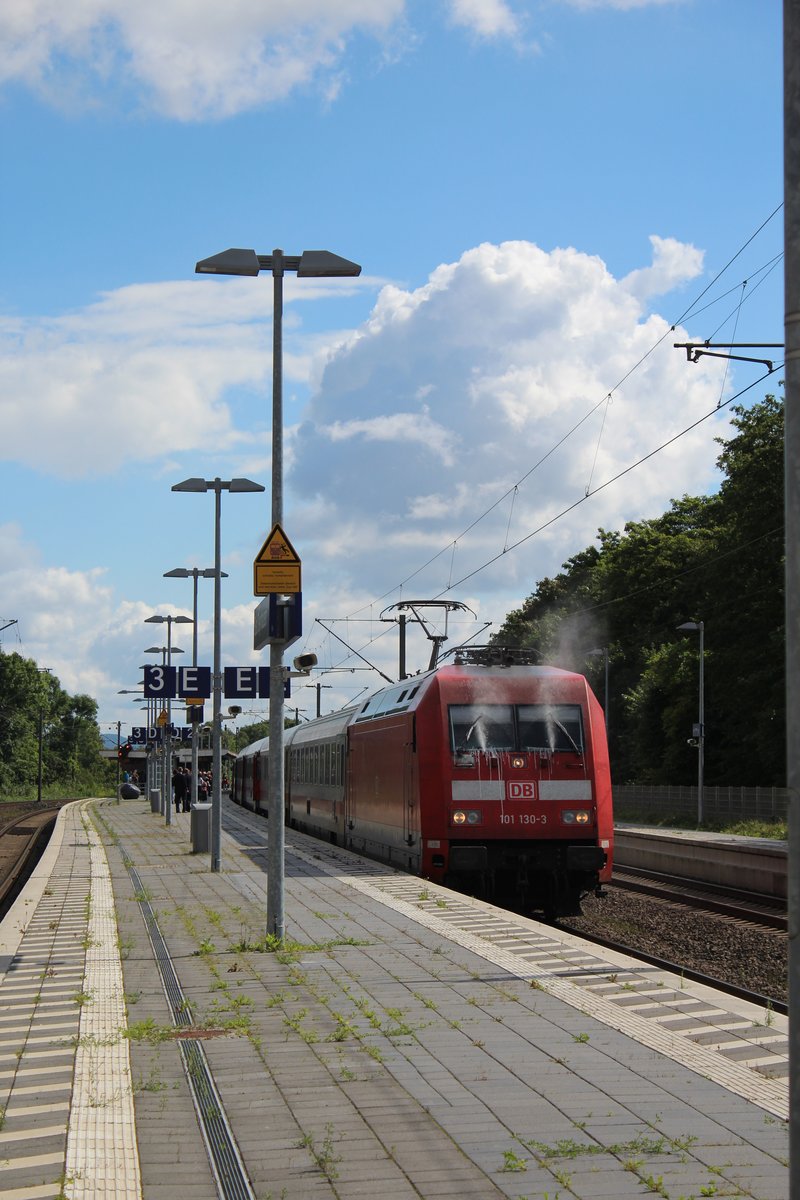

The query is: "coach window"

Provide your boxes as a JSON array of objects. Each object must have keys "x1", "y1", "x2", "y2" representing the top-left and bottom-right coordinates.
[
  {"x1": 449, "y1": 705, "x2": 514, "y2": 752},
  {"x1": 518, "y1": 704, "x2": 583, "y2": 753}
]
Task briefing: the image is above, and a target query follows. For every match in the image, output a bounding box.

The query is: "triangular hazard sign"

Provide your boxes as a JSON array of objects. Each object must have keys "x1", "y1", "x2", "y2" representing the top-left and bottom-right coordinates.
[{"x1": 255, "y1": 524, "x2": 301, "y2": 566}]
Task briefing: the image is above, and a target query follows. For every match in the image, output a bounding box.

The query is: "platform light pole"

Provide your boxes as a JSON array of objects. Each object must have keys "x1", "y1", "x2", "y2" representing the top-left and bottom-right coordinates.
[
  {"x1": 164, "y1": 566, "x2": 227, "y2": 811},
  {"x1": 143, "y1": 625, "x2": 190, "y2": 826},
  {"x1": 677, "y1": 621, "x2": 704, "y2": 826},
  {"x1": 172, "y1": 478, "x2": 265, "y2": 872},
  {"x1": 36, "y1": 668, "x2": 52, "y2": 804},
  {"x1": 782, "y1": 4, "x2": 800, "y2": 1188},
  {"x1": 195, "y1": 246, "x2": 361, "y2": 940}
]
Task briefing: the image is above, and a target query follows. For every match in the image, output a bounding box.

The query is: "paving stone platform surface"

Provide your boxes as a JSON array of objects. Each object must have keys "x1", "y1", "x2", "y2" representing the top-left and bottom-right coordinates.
[{"x1": 0, "y1": 797, "x2": 790, "y2": 1200}]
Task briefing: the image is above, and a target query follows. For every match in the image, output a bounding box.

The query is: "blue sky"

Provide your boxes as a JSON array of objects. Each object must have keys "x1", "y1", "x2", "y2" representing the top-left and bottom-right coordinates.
[{"x1": 0, "y1": 0, "x2": 785, "y2": 734}]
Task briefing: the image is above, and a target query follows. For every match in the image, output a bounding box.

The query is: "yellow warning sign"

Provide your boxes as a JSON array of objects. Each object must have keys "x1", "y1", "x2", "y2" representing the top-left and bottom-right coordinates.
[
  {"x1": 156, "y1": 709, "x2": 169, "y2": 727},
  {"x1": 254, "y1": 524, "x2": 302, "y2": 595}
]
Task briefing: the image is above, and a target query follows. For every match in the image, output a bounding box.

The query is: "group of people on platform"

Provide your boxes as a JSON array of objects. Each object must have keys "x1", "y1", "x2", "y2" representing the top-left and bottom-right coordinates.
[{"x1": 171, "y1": 764, "x2": 212, "y2": 812}]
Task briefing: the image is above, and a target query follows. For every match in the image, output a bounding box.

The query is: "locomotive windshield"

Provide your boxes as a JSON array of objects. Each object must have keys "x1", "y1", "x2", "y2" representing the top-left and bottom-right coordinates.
[
  {"x1": 449, "y1": 703, "x2": 584, "y2": 753},
  {"x1": 518, "y1": 704, "x2": 583, "y2": 752},
  {"x1": 450, "y1": 704, "x2": 515, "y2": 750}
]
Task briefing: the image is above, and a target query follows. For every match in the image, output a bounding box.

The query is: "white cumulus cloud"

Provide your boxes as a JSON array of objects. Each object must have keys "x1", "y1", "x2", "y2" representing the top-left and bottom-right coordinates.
[
  {"x1": 288, "y1": 236, "x2": 730, "y2": 627},
  {"x1": 0, "y1": 0, "x2": 532, "y2": 119},
  {"x1": 446, "y1": 0, "x2": 520, "y2": 38},
  {"x1": 0, "y1": 276, "x2": 365, "y2": 479}
]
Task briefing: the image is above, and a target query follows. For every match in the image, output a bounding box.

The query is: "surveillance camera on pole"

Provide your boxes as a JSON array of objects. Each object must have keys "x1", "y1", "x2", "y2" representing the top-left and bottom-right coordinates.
[{"x1": 292, "y1": 653, "x2": 318, "y2": 676}]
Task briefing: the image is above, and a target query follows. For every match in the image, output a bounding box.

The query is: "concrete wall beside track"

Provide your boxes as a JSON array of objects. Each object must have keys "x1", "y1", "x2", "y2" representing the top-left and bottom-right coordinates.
[{"x1": 614, "y1": 824, "x2": 788, "y2": 899}]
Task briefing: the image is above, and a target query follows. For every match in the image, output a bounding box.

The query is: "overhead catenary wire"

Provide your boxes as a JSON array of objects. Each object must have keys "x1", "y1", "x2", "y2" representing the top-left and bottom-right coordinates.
[
  {"x1": 338, "y1": 207, "x2": 784, "y2": 624},
  {"x1": 434, "y1": 363, "x2": 782, "y2": 597},
  {"x1": 294, "y1": 211, "x2": 784, "y2": 682}
]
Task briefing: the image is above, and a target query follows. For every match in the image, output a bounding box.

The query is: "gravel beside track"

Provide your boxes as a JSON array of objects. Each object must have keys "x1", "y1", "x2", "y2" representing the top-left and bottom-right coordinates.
[{"x1": 561, "y1": 883, "x2": 787, "y2": 1004}]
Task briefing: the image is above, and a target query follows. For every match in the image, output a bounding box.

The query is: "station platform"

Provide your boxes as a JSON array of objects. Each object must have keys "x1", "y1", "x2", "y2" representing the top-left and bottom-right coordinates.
[{"x1": 0, "y1": 797, "x2": 790, "y2": 1200}]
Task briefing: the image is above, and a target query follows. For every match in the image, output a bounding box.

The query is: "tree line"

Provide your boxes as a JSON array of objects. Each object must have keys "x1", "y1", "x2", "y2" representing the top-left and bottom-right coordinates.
[
  {"x1": 0, "y1": 652, "x2": 111, "y2": 800},
  {"x1": 490, "y1": 394, "x2": 785, "y2": 787}
]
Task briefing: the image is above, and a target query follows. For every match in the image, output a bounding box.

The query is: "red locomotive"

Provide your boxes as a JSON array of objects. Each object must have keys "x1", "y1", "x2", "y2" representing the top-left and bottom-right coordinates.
[{"x1": 232, "y1": 647, "x2": 613, "y2": 917}]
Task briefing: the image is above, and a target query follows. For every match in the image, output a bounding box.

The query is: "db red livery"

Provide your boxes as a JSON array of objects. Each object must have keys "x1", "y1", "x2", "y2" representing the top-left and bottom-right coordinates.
[{"x1": 232, "y1": 648, "x2": 613, "y2": 917}]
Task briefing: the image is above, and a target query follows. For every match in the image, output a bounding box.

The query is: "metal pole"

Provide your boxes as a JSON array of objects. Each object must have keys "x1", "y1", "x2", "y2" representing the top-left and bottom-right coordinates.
[
  {"x1": 37, "y1": 706, "x2": 43, "y2": 803},
  {"x1": 783, "y1": 2, "x2": 800, "y2": 1191},
  {"x1": 116, "y1": 720, "x2": 121, "y2": 801},
  {"x1": 697, "y1": 622, "x2": 705, "y2": 826},
  {"x1": 165, "y1": 624, "x2": 173, "y2": 826},
  {"x1": 268, "y1": 251, "x2": 286, "y2": 941},
  {"x1": 399, "y1": 613, "x2": 407, "y2": 680},
  {"x1": 191, "y1": 571, "x2": 200, "y2": 811},
  {"x1": 211, "y1": 482, "x2": 223, "y2": 872}
]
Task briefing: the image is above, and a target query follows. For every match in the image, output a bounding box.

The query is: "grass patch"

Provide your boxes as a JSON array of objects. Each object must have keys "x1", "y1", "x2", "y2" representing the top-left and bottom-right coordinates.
[{"x1": 615, "y1": 807, "x2": 786, "y2": 840}]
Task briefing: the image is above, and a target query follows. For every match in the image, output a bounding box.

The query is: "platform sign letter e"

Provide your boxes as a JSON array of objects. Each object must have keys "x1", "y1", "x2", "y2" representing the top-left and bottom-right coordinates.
[
  {"x1": 508, "y1": 782, "x2": 535, "y2": 800},
  {"x1": 224, "y1": 666, "x2": 258, "y2": 699}
]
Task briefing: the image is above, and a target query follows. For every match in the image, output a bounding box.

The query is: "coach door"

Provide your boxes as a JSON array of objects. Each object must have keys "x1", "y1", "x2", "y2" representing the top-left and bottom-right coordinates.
[
  {"x1": 402, "y1": 716, "x2": 420, "y2": 864},
  {"x1": 344, "y1": 729, "x2": 357, "y2": 845}
]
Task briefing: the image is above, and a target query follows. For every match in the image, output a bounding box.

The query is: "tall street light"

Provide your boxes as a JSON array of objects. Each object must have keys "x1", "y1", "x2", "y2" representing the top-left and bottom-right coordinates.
[
  {"x1": 36, "y1": 667, "x2": 52, "y2": 804},
  {"x1": 196, "y1": 246, "x2": 361, "y2": 940},
  {"x1": 172, "y1": 477, "x2": 265, "y2": 872},
  {"x1": 143, "y1": 623, "x2": 191, "y2": 826},
  {"x1": 132, "y1": 667, "x2": 157, "y2": 796},
  {"x1": 677, "y1": 621, "x2": 705, "y2": 825},
  {"x1": 164, "y1": 566, "x2": 227, "y2": 811}
]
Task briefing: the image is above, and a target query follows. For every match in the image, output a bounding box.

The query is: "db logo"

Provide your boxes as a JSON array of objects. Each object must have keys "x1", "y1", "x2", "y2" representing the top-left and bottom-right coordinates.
[{"x1": 508, "y1": 782, "x2": 535, "y2": 799}]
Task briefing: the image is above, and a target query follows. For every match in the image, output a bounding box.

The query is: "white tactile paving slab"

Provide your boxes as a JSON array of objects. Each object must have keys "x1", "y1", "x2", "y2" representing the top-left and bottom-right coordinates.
[
  {"x1": 63, "y1": 811, "x2": 142, "y2": 1200},
  {"x1": 0, "y1": 803, "x2": 141, "y2": 1200}
]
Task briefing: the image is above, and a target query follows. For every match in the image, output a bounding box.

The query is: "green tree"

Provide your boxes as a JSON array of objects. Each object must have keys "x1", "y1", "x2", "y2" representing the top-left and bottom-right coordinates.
[
  {"x1": 0, "y1": 651, "x2": 111, "y2": 799},
  {"x1": 490, "y1": 393, "x2": 785, "y2": 787},
  {"x1": 0, "y1": 653, "x2": 45, "y2": 794}
]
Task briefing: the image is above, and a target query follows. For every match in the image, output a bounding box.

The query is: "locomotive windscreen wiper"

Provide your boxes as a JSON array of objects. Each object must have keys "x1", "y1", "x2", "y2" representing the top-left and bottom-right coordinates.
[
  {"x1": 465, "y1": 713, "x2": 487, "y2": 744},
  {"x1": 553, "y1": 719, "x2": 582, "y2": 757}
]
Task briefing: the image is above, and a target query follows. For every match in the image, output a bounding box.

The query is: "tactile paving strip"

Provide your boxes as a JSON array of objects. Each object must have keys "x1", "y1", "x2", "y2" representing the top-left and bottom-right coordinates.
[
  {"x1": 0, "y1": 803, "x2": 142, "y2": 1200},
  {"x1": 64, "y1": 812, "x2": 142, "y2": 1199}
]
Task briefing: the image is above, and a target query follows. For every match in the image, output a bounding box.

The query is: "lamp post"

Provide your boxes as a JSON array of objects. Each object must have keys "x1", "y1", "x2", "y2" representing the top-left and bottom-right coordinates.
[
  {"x1": 172, "y1": 478, "x2": 265, "y2": 872},
  {"x1": 677, "y1": 621, "x2": 705, "y2": 825},
  {"x1": 195, "y1": 245, "x2": 361, "y2": 939},
  {"x1": 36, "y1": 668, "x2": 52, "y2": 804},
  {"x1": 136, "y1": 669, "x2": 156, "y2": 797},
  {"x1": 117, "y1": 689, "x2": 143, "y2": 796},
  {"x1": 164, "y1": 566, "x2": 227, "y2": 811},
  {"x1": 143, "y1": 630, "x2": 189, "y2": 826}
]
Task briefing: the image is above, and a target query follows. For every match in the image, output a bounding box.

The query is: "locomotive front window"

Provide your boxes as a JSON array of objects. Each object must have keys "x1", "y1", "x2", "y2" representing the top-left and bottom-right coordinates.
[
  {"x1": 449, "y1": 705, "x2": 515, "y2": 751},
  {"x1": 518, "y1": 704, "x2": 583, "y2": 753}
]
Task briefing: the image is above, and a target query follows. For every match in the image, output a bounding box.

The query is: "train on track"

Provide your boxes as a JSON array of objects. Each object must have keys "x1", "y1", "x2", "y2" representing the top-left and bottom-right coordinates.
[{"x1": 232, "y1": 647, "x2": 613, "y2": 917}]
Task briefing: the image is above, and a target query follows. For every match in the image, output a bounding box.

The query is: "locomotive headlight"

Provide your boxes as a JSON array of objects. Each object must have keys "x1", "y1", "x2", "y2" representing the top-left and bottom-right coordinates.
[
  {"x1": 510, "y1": 754, "x2": 526, "y2": 769},
  {"x1": 562, "y1": 809, "x2": 591, "y2": 825},
  {"x1": 452, "y1": 809, "x2": 482, "y2": 826}
]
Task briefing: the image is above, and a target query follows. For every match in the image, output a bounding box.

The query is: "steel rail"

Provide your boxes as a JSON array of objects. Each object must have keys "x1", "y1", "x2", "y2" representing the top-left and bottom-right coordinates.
[{"x1": 610, "y1": 867, "x2": 788, "y2": 931}]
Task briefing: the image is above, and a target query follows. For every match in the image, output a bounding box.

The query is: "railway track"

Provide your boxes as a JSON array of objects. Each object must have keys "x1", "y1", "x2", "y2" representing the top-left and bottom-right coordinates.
[
  {"x1": 557, "y1": 913, "x2": 788, "y2": 1016},
  {"x1": 610, "y1": 865, "x2": 788, "y2": 931},
  {"x1": 0, "y1": 805, "x2": 61, "y2": 919},
  {"x1": 1, "y1": 801, "x2": 788, "y2": 1011}
]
